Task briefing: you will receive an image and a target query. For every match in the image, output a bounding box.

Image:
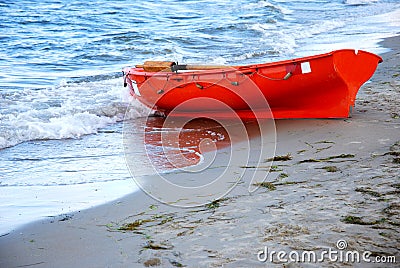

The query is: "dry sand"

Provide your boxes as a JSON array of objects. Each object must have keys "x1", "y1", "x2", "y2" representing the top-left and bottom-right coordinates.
[{"x1": 0, "y1": 36, "x2": 399, "y2": 268}]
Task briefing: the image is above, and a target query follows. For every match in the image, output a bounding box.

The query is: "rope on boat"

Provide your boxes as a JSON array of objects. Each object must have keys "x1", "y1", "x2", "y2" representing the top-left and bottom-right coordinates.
[
  {"x1": 254, "y1": 70, "x2": 293, "y2": 81},
  {"x1": 124, "y1": 68, "x2": 293, "y2": 94}
]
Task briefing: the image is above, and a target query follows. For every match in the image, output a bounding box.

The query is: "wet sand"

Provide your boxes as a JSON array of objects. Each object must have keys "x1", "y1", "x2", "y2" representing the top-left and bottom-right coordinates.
[{"x1": 1, "y1": 35, "x2": 399, "y2": 267}]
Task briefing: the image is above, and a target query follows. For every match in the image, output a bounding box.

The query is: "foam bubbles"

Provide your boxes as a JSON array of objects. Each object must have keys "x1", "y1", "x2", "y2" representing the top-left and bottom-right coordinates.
[
  {"x1": 344, "y1": 0, "x2": 378, "y2": 6},
  {"x1": 0, "y1": 78, "x2": 149, "y2": 149}
]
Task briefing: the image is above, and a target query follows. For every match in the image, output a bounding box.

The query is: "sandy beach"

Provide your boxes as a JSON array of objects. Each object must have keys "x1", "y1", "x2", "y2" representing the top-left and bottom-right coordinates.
[{"x1": 1, "y1": 35, "x2": 399, "y2": 267}]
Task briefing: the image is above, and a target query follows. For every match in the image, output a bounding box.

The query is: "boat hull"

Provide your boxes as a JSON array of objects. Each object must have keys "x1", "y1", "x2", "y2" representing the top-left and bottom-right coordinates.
[{"x1": 123, "y1": 50, "x2": 382, "y2": 119}]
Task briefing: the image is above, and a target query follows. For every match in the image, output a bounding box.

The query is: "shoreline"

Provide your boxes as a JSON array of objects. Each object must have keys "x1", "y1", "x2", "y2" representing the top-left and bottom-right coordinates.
[{"x1": 1, "y1": 35, "x2": 399, "y2": 267}]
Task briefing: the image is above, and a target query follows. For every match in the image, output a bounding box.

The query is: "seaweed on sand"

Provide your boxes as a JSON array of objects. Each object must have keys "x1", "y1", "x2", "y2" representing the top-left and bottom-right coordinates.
[
  {"x1": 144, "y1": 258, "x2": 161, "y2": 267},
  {"x1": 143, "y1": 241, "x2": 173, "y2": 250},
  {"x1": 266, "y1": 153, "x2": 292, "y2": 162},
  {"x1": 205, "y1": 199, "x2": 226, "y2": 209},
  {"x1": 355, "y1": 188, "x2": 382, "y2": 197},
  {"x1": 253, "y1": 182, "x2": 276, "y2": 191},
  {"x1": 341, "y1": 215, "x2": 386, "y2": 225},
  {"x1": 118, "y1": 219, "x2": 152, "y2": 231},
  {"x1": 299, "y1": 154, "x2": 355, "y2": 163},
  {"x1": 321, "y1": 166, "x2": 339, "y2": 172}
]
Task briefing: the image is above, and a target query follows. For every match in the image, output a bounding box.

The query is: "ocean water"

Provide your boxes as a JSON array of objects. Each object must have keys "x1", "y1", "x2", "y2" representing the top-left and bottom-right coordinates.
[{"x1": 1, "y1": 0, "x2": 399, "y2": 234}]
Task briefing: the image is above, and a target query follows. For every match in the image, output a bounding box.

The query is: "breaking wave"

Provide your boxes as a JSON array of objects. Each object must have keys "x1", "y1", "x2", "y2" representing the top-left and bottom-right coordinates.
[{"x1": 0, "y1": 78, "x2": 150, "y2": 149}]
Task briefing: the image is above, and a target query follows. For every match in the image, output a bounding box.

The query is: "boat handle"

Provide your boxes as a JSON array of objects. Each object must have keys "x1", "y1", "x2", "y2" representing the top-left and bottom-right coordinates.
[
  {"x1": 123, "y1": 71, "x2": 128, "y2": 87},
  {"x1": 238, "y1": 69, "x2": 255, "y2": 75}
]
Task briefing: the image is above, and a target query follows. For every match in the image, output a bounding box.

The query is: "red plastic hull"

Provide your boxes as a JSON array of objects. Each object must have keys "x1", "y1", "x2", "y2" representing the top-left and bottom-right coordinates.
[{"x1": 123, "y1": 50, "x2": 382, "y2": 119}]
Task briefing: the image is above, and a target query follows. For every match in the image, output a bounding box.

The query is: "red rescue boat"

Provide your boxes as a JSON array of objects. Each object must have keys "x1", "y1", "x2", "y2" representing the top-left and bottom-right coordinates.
[{"x1": 123, "y1": 50, "x2": 382, "y2": 119}]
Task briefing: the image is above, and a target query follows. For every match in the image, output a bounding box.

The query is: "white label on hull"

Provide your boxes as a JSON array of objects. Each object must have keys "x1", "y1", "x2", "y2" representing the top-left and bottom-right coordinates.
[
  {"x1": 301, "y1": 62, "x2": 311, "y2": 74},
  {"x1": 132, "y1": 80, "x2": 141, "y2": 96}
]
